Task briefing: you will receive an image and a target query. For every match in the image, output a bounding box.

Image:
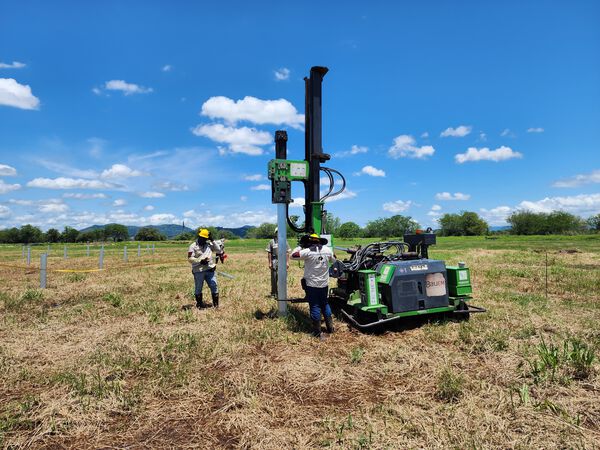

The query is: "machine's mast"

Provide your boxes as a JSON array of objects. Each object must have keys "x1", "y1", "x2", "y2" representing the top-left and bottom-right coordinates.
[{"x1": 304, "y1": 66, "x2": 330, "y2": 234}]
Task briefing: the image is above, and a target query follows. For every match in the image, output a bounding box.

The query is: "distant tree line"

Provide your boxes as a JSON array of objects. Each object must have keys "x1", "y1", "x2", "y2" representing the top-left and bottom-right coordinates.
[{"x1": 1, "y1": 211, "x2": 598, "y2": 244}]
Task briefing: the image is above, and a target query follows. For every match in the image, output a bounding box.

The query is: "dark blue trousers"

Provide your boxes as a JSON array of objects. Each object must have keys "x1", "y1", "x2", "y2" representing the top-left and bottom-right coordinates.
[{"x1": 306, "y1": 286, "x2": 331, "y2": 321}]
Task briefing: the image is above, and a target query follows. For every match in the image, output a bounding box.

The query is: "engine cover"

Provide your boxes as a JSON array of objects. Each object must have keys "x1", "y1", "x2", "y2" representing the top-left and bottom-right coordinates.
[{"x1": 376, "y1": 259, "x2": 449, "y2": 313}]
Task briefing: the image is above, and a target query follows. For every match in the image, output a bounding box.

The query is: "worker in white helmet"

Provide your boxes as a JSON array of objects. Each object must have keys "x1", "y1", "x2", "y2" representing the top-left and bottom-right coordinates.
[
  {"x1": 266, "y1": 227, "x2": 290, "y2": 297},
  {"x1": 188, "y1": 228, "x2": 225, "y2": 308},
  {"x1": 291, "y1": 233, "x2": 336, "y2": 340}
]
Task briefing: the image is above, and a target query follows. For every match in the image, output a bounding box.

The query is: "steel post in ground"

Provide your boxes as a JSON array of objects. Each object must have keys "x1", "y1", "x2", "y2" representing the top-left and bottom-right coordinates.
[
  {"x1": 152, "y1": 243, "x2": 155, "y2": 255},
  {"x1": 40, "y1": 253, "x2": 47, "y2": 289},
  {"x1": 99, "y1": 245, "x2": 104, "y2": 269},
  {"x1": 87, "y1": 244, "x2": 90, "y2": 257},
  {"x1": 138, "y1": 243, "x2": 141, "y2": 257},
  {"x1": 277, "y1": 203, "x2": 288, "y2": 316},
  {"x1": 47, "y1": 245, "x2": 50, "y2": 254},
  {"x1": 124, "y1": 246, "x2": 128, "y2": 262},
  {"x1": 64, "y1": 245, "x2": 67, "y2": 259},
  {"x1": 27, "y1": 246, "x2": 31, "y2": 266},
  {"x1": 22, "y1": 245, "x2": 25, "y2": 261}
]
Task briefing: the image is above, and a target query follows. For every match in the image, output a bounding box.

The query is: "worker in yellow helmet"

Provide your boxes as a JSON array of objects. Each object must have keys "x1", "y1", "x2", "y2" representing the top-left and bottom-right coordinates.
[
  {"x1": 187, "y1": 228, "x2": 225, "y2": 308},
  {"x1": 291, "y1": 233, "x2": 336, "y2": 340}
]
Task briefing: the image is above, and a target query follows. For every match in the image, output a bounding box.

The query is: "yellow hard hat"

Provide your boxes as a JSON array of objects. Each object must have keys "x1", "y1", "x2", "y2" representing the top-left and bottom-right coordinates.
[{"x1": 198, "y1": 228, "x2": 210, "y2": 239}]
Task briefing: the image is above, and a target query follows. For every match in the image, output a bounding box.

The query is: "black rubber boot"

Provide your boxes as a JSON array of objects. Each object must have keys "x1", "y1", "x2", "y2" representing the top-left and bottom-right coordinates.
[
  {"x1": 195, "y1": 293, "x2": 206, "y2": 309},
  {"x1": 325, "y1": 315, "x2": 335, "y2": 334},
  {"x1": 212, "y1": 293, "x2": 219, "y2": 308},
  {"x1": 312, "y1": 320, "x2": 327, "y2": 341}
]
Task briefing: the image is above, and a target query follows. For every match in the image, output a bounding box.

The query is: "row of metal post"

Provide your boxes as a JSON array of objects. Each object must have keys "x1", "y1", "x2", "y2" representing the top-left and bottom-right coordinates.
[{"x1": 20, "y1": 243, "x2": 156, "y2": 288}]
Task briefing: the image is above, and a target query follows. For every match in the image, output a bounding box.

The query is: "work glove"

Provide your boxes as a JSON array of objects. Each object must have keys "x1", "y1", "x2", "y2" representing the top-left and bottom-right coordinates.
[{"x1": 200, "y1": 258, "x2": 209, "y2": 265}]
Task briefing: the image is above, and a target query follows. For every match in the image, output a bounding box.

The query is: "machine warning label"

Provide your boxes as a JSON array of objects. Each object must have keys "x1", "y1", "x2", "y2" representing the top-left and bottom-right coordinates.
[
  {"x1": 410, "y1": 264, "x2": 428, "y2": 271},
  {"x1": 458, "y1": 270, "x2": 468, "y2": 281},
  {"x1": 290, "y1": 163, "x2": 307, "y2": 178},
  {"x1": 425, "y1": 273, "x2": 446, "y2": 297}
]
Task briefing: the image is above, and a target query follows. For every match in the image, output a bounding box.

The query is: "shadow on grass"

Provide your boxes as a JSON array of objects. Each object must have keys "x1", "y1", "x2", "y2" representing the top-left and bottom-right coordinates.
[{"x1": 253, "y1": 304, "x2": 313, "y2": 335}]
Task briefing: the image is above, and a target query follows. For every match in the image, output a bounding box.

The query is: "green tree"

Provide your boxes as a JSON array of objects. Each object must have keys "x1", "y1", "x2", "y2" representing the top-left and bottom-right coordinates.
[
  {"x1": 363, "y1": 215, "x2": 419, "y2": 238},
  {"x1": 0, "y1": 227, "x2": 21, "y2": 243},
  {"x1": 246, "y1": 223, "x2": 276, "y2": 239},
  {"x1": 438, "y1": 212, "x2": 488, "y2": 236},
  {"x1": 135, "y1": 227, "x2": 167, "y2": 241},
  {"x1": 104, "y1": 224, "x2": 129, "y2": 241},
  {"x1": 325, "y1": 212, "x2": 342, "y2": 235},
  {"x1": 507, "y1": 210, "x2": 545, "y2": 235},
  {"x1": 19, "y1": 225, "x2": 44, "y2": 243},
  {"x1": 588, "y1": 214, "x2": 600, "y2": 232},
  {"x1": 45, "y1": 228, "x2": 61, "y2": 243},
  {"x1": 61, "y1": 226, "x2": 80, "y2": 243},
  {"x1": 546, "y1": 211, "x2": 586, "y2": 234},
  {"x1": 174, "y1": 231, "x2": 195, "y2": 241},
  {"x1": 337, "y1": 221, "x2": 362, "y2": 238}
]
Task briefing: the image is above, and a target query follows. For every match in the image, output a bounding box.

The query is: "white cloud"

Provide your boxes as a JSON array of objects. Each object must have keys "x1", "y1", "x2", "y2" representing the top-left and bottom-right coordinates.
[
  {"x1": 552, "y1": 170, "x2": 600, "y2": 188},
  {"x1": 113, "y1": 199, "x2": 127, "y2": 207},
  {"x1": 0, "y1": 78, "x2": 40, "y2": 110},
  {"x1": 274, "y1": 68, "x2": 290, "y2": 81},
  {"x1": 251, "y1": 184, "x2": 270, "y2": 191},
  {"x1": 431, "y1": 204, "x2": 442, "y2": 211},
  {"x1": 435, "y1": 192, "x2": 471, "y2": 201},
  {"x1": 139, "y1": 191, "x2": 165, "y2": 198},
  {"x1": 388, "y1": 135, "x2": 435, "y2": 159},
  {"x1": 88, "y1": 137, "x2": 105, "y2": 158},
  {"x1": 383, "y1": 200, "x2": 412, "y2": 213},
  {"x1": 479, "y1": 132, "x2": 487, "y2": 141},
  {"x1": 8, "y1": 199, "x2": 33, "y2": 205},
  {"x1": 153, "y1": 181, "x2": 189, "y2": 191},
  {"x1": 358, "y1": 165, "x2": 385, "y2": 177},
  {"x1": 517, "y1": 193, "x2": 600, "y2": 215},
  {"x1": 324, "y1": 190, "x2": 357, "y2": 203},
  {"x1": 440, "y1": 125, "x2": 472, "y2": 138},
  {"x1": 27, "y1": 177, "x2": 119, "y2": 190},
  {"x1": 0, "y1": 179, "x2": 21, "y2": 194},
  {"x1": 0, "y1": 61, "x2": 26, "y2": 69},
  {"x1": 39, "y1": 200, "x2": 68, "y2": 213},
  {"x1": 427, "y1": 210, "x2": 442, "y2": 217},
  {"x1": 479, "y1": 206, "x2": 513, "y2": 226},
  {"x1": 38, "y1": 160, "x2": 99, "y2": 178},
  {"x1": 0, "y1": 164, "x2": 17, "y2": 176},
  {"x1": 63, "y1": 193, "x2": 108, "y2": 199},
  {"x1": 102, "y1": 80, "x2": 153, "y2": 95},
  {"x1": 289, "y1": 198, "x2": 305, "y2": 209},
  {"x1": 147, "y1": 213, "x2": 178, "y2": 224},
  {"x1": 290, "y1": 190, "x2": 357, "y2": 207},
  {"x1": 192, "y1": 123, "x2": 272, "y2": 155},
  {"x1": 162, "y1": 64, "x2": 172, "y2": 72},
  {"x1": 240, "y1": 196, "x2": 248, "y2": 202},
  {"x1": 500, "y1": 128, "x2": 514, "y2": 137},
  {"x1": 527, "y1": 127, "x2": 544, "y2": 133},
  {"x1": 243, "y1": 174, "x2": 263, "y2": 181},
  {"x1": 335, "y1": 145, "x2": 368, "y2": 157},
  {"x1": 200, "y1": 96, "x2": 304, "y2": 129},
  {"x1": 421, "y1": 132, "x2": 429, "y2": 139},
  {"x1": 0, "y1": 205, "x2": 10, "y2": 219},
  {"x1": 144, "y1": 205, "x2": 154, "y2": 211},
  {"x1": 455, "y1": 146, "x2": 522, "y2": 163},
  {"x1": 101, "y1": 163, "x2": 146, "y2": 179},
  {"x1": 182, "y1": 208, "x2": 276, "y2": 228}
]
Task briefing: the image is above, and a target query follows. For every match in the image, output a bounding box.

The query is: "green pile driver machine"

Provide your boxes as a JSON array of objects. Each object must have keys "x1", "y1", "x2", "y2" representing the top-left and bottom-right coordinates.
[{"x1": 268, "y1": 66, "x2": 485, "y2": 330}]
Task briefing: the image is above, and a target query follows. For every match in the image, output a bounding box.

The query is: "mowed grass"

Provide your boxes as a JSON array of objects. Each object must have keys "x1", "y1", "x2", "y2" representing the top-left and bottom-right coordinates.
[{"x1": 0, "y1": 236, "x2": 599, "y2": 449}]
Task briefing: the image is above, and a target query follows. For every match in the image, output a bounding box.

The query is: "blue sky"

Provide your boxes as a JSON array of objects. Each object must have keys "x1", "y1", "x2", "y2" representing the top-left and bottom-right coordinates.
[{"x1": 1, "y1": 0, "x2": 599, "y2": 231}]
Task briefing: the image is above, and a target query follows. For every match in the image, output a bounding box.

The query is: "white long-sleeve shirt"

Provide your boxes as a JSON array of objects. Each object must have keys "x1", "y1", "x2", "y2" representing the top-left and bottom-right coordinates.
[
  {"x1": 291, "y1": 244, "x2": 335, "y2": 288},
  {"x1": 188, "y1": 240, "x2": 223, "y2": 273}
]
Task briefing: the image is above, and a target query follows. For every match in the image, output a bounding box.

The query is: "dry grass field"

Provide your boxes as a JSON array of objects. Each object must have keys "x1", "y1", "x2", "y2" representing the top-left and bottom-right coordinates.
[{"x1": 1, "y1": 236, "x2": 599, "y2": 449}]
